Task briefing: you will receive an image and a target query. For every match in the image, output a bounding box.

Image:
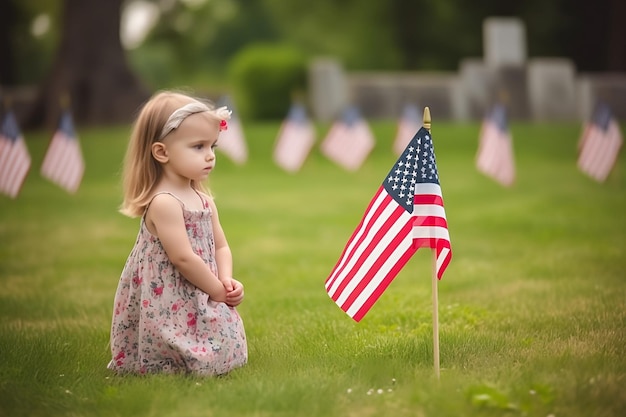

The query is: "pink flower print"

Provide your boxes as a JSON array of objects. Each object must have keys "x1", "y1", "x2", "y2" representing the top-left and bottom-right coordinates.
[
  {"x1": 153, "y1": 286, "x2": 164, "y2": 296},
  {"x1": 132, "y1": 274, "x2": 142, "y2": 287},
  {"x1": 114, "y1": 350, "x2": 125, "y2": 366},
  {"x1": 171, "y1": 303, "x2": 179, "y2": 312},
  {"x1": 142, "y1": 299, "x2": 150, "y2": 308},
  {"x1": 187, "y1": 313, "x2": 197, "y2": 327}
]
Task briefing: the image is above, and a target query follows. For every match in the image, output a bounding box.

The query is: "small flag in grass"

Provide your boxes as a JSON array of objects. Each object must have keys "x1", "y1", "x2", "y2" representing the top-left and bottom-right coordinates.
[
  {"x1": 273, "y1": 103, "x2": 316, "y2": 173},
  {"x1": 321, "y1": 106, "x2": 375, "y2": 171},
  {"x1": 393, "y1": 103, "x2": 421, "y2": 156},
  {"x1": 577, "y1": 103, "x2": 623, "y2": 182},
  {"x1": 475, "y1": 103, "x2": 515, "y2": 187},
  {"x1": 41, "y1": 109, "x2": 85, "y2": 193},
  {"x1": 216, "y1": 96, "x2": 248, "y2": 165},
  {"x1": 0, "y1": 110, "x2": 31, "y2": 198},
  {"x1": 325, "y1": 126, "x2": 452, "y2": 321}
]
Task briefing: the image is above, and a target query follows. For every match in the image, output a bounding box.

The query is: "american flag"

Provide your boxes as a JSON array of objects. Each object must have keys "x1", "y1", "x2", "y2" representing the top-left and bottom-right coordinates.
[
  {"x1": 0, "y1": 110, "x2": 31, "y2": 198},
  {"x1": 216, "y1": 96, "x2": 248, "y2": 165},
  {"x1": 325, "y1": 126, "x2": 452, "y2": 321},
  {"x1": 321, "y1": 107, "x2": 375, "y2": 171},
  {"x1": 273, "y1": 103, "x2": 316, "y2": 173},
  {"x1": 393, "y1": 103, "x2": 421, "y2": 156},
  {"x1": 577, "y1": 103, "x2": 623, "y2": 182},
  {"x1": 41, "y1": 109, "x2": 85, "y2": 193},
  {"x1": 475, "y1": 104, "x2": 515, "y2": 187}
]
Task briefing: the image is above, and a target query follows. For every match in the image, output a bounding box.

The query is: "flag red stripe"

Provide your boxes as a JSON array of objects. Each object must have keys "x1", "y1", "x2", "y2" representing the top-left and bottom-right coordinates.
[
  {"x1": 415, "y1": 215, "x2": 448, "y2": 228},
  {"x1": 413, "y1": 194, "x2": 443, "y2": 206}
]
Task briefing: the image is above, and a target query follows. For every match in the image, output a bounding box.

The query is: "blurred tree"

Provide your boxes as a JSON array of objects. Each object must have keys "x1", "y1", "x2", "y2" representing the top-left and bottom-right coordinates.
[
  {"x1": 0, "y1": 1, "x2": 20, "y2": 85},
  {"x1": 0, "y1": 0, "x2": 60, "y2": 86},
  {"x1": 28, "y1": 0, "x2": 149, "y2": 127},
  {"x1": 131, "y1": 0, "x2": 278, "y2": 90}
]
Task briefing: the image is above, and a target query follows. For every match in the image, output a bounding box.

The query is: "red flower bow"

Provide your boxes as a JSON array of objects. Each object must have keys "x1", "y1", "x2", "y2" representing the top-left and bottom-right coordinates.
[{"x1": 219, "y1": 120, "x2": 228, "y2": 131}]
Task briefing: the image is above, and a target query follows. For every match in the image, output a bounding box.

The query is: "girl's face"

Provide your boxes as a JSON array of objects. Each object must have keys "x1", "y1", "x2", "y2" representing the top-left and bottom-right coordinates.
[{"x1": 160, "y1": 112, "x2": 221, "y2": 182}]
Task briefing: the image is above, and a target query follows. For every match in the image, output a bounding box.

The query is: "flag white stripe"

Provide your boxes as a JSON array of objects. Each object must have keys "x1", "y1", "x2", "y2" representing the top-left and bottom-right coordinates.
[
  {"x1": 413, "y1": 226, "x2": 450, "y2": 240},
  {"x1": 413, "y1": 204, "x2": 446, "y2": 218},
  {"x1": 436, "y1": 247, "x2": 451, "y2": 273}
]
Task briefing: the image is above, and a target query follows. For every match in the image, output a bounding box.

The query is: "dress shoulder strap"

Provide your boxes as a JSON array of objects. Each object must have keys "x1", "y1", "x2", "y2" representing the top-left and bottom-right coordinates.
[
  {"x1": 143, "y1": 192, "x2": 185, "y2": 217},
  {"x1": 193, "y1": 189, "x2": 211, "y2": 210}
]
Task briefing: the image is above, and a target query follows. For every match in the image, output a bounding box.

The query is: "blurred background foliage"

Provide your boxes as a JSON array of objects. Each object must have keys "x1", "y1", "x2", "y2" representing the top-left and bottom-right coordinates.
[{"x1": 1, "y1": 0, "x2": 624, "y2": 122}]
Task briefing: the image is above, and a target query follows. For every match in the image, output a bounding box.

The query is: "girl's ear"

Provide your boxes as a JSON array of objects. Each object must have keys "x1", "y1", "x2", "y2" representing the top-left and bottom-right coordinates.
[{"x1": 152, "y1": 142, "x2": 169, "y2": 163}]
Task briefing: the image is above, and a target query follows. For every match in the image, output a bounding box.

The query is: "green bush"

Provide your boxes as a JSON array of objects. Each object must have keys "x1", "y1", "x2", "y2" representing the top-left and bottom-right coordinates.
[{"x1": 228, "y1": 43, "x2": 307, "y2": 120}]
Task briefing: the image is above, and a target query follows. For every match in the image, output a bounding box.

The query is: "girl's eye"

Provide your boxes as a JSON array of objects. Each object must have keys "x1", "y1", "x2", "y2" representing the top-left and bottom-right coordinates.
[
  {"x1": 211, "y1": 143, "x2": 218, "y2": 149},
  {"x1": 194, "y1": 144, "x2": 204, "y2": 150}
]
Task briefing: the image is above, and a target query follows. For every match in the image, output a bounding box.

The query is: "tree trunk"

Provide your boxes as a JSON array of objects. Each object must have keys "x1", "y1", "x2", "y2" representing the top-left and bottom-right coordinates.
[
  {"x1": 0, "y1": 1, "x2": 18, "y2": 85},
  {"x1": 27, "y1": 0, "x2": 149, "y2": 128}
]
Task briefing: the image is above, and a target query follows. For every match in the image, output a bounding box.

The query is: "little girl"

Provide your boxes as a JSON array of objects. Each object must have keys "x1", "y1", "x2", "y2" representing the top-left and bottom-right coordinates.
[{"x1": 108, "y1": 90, "x2": 247, "y2": 376}]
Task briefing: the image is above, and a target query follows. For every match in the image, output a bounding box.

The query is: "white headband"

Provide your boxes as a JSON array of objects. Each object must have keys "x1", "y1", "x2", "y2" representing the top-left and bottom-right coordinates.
[{"x1": 159, "y1": 102, "x2": 210, "y2": 140}]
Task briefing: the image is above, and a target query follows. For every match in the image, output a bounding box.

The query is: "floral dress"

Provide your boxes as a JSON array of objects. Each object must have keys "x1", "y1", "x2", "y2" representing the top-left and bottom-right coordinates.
[{"x1": 108, "y1": 192, "x2": 247, "y2": 376}]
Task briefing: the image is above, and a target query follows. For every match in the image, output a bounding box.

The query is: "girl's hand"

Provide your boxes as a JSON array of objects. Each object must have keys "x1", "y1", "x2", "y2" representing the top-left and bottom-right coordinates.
[{"x1": 224, "y1": 278, "x2": 244, "y2": 307}]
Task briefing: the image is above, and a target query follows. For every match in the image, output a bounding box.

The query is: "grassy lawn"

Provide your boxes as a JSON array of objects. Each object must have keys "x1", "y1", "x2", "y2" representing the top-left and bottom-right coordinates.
[{"x1": 0, "y1": 118, "x2": 624, "y2": 417}]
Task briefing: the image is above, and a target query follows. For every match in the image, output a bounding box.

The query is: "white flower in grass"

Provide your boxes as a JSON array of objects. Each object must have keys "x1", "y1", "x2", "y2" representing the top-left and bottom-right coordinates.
[
  {"x1": 346, "y1": 388, "x2": 352, "y2": 394},
  {"x1": 377, "y1": 389, "x2": 383, "y2": 394}
]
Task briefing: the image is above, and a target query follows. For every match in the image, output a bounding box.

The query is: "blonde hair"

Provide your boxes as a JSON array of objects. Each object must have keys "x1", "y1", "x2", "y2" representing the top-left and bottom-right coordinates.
[{"x1": 120, "y1": 90, "x2": 229, "y2": 218}]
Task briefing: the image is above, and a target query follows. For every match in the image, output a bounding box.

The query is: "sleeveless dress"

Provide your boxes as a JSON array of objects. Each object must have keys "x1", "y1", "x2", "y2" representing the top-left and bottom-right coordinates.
[{"x1": 108, "y1": 192, "x2": 247, "y2": 376}]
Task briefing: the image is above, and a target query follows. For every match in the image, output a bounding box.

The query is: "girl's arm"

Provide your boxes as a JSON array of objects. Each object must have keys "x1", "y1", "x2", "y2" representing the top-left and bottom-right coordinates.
[
  {"x1": 146, "y1": 194, "x2": 227, "y2": 302},
  {"x1": 207, "y1": 197, "x2": 235, "y2": 290}
]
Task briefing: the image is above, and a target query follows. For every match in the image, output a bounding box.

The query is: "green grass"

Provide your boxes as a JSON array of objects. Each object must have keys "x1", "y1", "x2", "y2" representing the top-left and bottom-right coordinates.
[{"x1": 1, "y1": 119, "x2": 625, "y2": 417}]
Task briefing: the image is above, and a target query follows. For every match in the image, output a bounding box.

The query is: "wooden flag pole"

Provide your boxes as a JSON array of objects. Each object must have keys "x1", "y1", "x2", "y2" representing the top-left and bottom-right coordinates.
[{"x1": 423, "y1": 106, "x2": 440, "y2": 379}]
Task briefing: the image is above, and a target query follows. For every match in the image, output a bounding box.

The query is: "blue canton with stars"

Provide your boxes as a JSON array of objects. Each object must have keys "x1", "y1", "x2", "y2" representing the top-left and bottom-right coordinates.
[{"x1": 382, "y1": 127, "x2": 440, "y2": 214}]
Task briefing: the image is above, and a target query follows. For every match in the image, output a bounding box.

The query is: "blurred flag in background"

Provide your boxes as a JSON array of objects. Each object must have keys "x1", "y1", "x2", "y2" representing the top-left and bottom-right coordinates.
[
  {"x1": 577, "y1": 103, "x2": 623, "y2": 182},
  {"x1": 393, "y1": 102, "x2": 421, "y2": 156},
  {"x1": 321, "y1": 106, "x2": 375, "y2": 171},
  {"x1": 0, "y1": 110, "x2": 31, "y2": 198},
  {"x1": 475, "y1": 104, "x2": 515, "y2": 187},
  {"x1": 216, "y1": 96, "x2": 248, "y2": 165},
  {"x1": 273, "y1": 103, "x2": 316, "y2": 173},
  {"x1": 41, "y1": 109, "x2": 85, "y2": 194}
]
